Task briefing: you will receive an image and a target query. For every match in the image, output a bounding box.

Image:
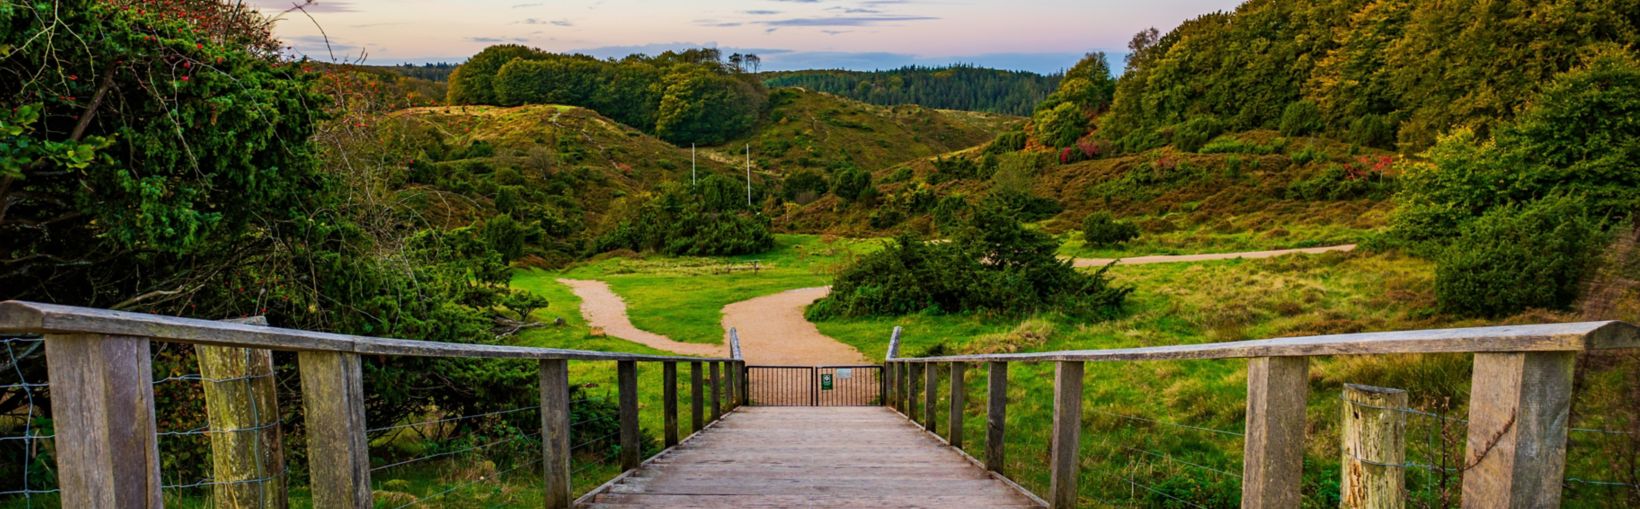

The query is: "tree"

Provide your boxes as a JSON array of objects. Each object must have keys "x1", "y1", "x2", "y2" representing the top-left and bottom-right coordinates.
[
  {"x1": 745, "y1": 54, "x2": 762, "y2": 73},
  {"x1": 654, "y1": 67, "x2": 768, "y2": 145},
  {"x1": 729, "y1": 53, "x2": 745, "y2": 72},
  {"x1": 1034, "y1": 102, "x2": 1085, "y2": 148},
  {"x1": 447, "y1": 44, "x2": 542, "y2": 105}
]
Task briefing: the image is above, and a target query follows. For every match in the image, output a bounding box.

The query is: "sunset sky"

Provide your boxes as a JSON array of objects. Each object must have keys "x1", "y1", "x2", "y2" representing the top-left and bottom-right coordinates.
[{"x1": 253, "y1": 0, "x2": 1241, "y2": 73}]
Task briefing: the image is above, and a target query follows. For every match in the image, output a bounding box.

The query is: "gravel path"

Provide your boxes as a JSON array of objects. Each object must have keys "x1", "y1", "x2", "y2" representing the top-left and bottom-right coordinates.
[
  {"x1": 557, "y1": 278, "x2": 726, "y2": 357},
  {"x1": 1071, "y1": 244, "x2": 1357, "y2": 267},
  {"x1": 721, "y1": 286, "x2": 868, "y2": 366}
]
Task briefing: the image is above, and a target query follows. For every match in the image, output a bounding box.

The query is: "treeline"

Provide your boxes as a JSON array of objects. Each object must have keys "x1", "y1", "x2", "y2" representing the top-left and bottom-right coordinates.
[
  {"x1": 1094, "y1": 0, "x2": 1640, "y2": 152},
  {"x1": 762, "y1": 65, "x2": 1059, "y2": 116},
  {"x1": 373, "y1": 62, "x2": 458, "y2": 82},
  {"x1": 447, "y1": 46, "x2": 767, "y2": 145}
]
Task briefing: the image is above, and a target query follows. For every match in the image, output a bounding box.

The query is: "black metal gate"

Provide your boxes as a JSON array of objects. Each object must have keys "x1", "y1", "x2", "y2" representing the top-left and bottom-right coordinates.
[{"x1": 746, "y1": 365, "x2": 882, "y2": 406}]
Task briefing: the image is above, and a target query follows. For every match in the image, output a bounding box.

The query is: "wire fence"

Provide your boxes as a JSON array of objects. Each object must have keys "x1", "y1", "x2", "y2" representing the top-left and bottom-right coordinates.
[{"x1": 1, "y1": 336, "x2": 58, "y2": 506}]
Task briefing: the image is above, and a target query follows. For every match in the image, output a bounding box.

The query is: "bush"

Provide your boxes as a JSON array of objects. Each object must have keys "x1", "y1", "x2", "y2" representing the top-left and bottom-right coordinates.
[
  {"x1": 830, "y1": 164, "x2": 873, "y2": 201},
  {"x1": 1435, "y1": 196, "x2": 1602, "y2": 317},
  {"x1": 1034, "y1": 101, "x2": 1086, "y2": 148},
  {"x1": 781, "y1": 169, "x2": 829, "y2": 203},
  {"x1": 984, "y1": 129, "x2": 1029, "y2": 155},
  {"x1": 808, "y1": 202, "x2": 1130, "y2": 320},
  {"x1": 1279, "y1": 101, "x2": 1324, "y2": 137},
  {"x1": 595, "y1": 175, "x2": 774, "y2": 256},
  {"x1": 1171, "y1": 116, "x2": 1224, "y2": 152},
  {"x1": 1082, "y1": 211, "x2": 1140, "y2": 247},
  {"x1": 1347, "y1": 114, "x2": 1395, "y2": 149}
]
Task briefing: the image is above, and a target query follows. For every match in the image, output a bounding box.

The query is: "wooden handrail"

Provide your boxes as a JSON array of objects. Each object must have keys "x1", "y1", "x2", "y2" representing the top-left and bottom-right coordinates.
[
  {"x1": 0, "y1": 300, "x2": 736, "y2": 363},
  {"x1": 891, "y1": 320, "x2": 1638, "y2": 363}
]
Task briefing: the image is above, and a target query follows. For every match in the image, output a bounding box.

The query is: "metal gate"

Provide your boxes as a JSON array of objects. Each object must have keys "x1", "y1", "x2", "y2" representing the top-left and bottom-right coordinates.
[{"x1": 746, "y1": 365, "x2": 882, "y2": 406}]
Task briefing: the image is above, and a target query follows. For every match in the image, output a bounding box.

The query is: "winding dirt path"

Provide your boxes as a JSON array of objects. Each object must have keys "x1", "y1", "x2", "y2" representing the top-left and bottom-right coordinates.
[
  {"x1": 721, "y1": 286, "x2": 867, "y2": 365},
  {"x1": 557, "y1": 279, "x2": 725, "y2": 357},
  {"x1": 1071, "y1": 244, "x2": 1357, "y2": 267}
]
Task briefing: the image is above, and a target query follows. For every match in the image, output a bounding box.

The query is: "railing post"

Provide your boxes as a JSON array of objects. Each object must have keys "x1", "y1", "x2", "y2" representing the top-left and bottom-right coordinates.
[
  {"x1": 690, "y1": 361, "x2": 704, "y2": 432},
  {"x1": 298, "y1": 351, "x2": 371, "y2": 508},
  {"x1": 903, "y1": 362, "x2": 914, "y2": 416},
  {"x1": 884, "y1": 362, "x2": 896, "y2": 409},
  {"x1": 907, "y1": 363, "x2": 921, "y2": 423},
  {"x1": 1461, "y1": 352, "x2": 1575, "y2": 508},
  {"x1": 540, "y1": 359, "x2": 572, "y2": 509},
  {"x1": 1241, "y1": 356, "x2": 1309, "y2": 509},
  {"x1": 618, "y1": 360, "x2": 640, "y2": 470},
  {"x1": 1342, "y1": 384, "x2": 1406, "y2": 509},
  {"x1": 923, "y1": 362, "x2": 937, "y2": 433},
  {"x1": 986, "y1": 361, "x2": 1008, "y2": 474},
  {"x1": 811, "y1": 366, "x2": 820, "y2": 406},
  {"x1": 709, "y1": 361, "x2": 722, "y2": 421},
  {"x1": 44, "y1": 334, "x2": 163, "y2": 508},
  {"x1": 740, "y1": 361, "x2": 749, "y2": 406},
  {"x1": 948, "y1": 362, "x2": 966, "y2": 448},
  {"x1": 196, "y1": 316, "x2": 286, "y2": 509},
  {"x1": 723, "y1": 360, "x2": 736, "y2": 412},
  {"x1": 663, "y1": 361, "x2": 679, "y2": 447},
  {"x1": 1050, "y1": 361, "x2": 1084, "y2": 509}
]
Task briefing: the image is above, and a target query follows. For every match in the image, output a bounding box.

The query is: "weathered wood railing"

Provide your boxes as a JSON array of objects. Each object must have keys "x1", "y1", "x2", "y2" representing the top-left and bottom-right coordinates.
[
  {"x1": 0, "y1": 300, "x2": 748, "y2": 508},
  {"x1": 882, "y1": 321, "x2": 1640, "y2": 508}
]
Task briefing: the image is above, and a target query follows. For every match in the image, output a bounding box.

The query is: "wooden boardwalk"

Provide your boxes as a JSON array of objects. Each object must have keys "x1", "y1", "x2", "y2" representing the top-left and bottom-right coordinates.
[{"x1": 581, "y1": 407, "x2": 1042, "y2": 508}]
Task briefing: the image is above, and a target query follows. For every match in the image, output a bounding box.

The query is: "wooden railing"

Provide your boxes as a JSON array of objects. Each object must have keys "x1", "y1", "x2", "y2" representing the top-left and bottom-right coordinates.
[
  {"x1": 882, "y1": 321, "x2": 1640, "y2": 508},
  {"x1": 0, "y1": 300, "x2": 748, "y2": 508}
]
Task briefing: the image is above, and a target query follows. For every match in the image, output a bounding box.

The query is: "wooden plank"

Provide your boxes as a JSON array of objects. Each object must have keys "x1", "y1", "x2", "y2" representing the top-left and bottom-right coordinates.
[
  {"x1": 540, "y1": 359, "x2": 573, "y2": 509},
  {"x1": 949, "y1": 362, "x2": 966, "y2": 448},
  {"x1": 924, "y1": 363, "x2": 938, "y2": 433},
  {"x1": 44, "y1": 333, "x2": 163, "y2": 508},
  {"x1": 691, "y1": 362, "x2": 704, "y2": 432},
  {"x1": 0, "y1": 301, "x2": 738, "y2": 362},
  {"x1": 298, "y1": 350, "x2": 371, "y2": 508},
  {"x1": 1461, "y1": 352, "x2": 1575, "y2": 508},
  {"x1": 1049, "y1": 361, "x2": 1083, "y2": 509},
  {"x1": 1342, "y1": 384, "x2": 1406, "y2": 509},
  {"x1": 709, "y1": 362, "x2": 722, "y2": 421},
  {"x1": 619, "y1": 360, "x2": 641, "y2": 470},
  {"x1": 664, "y1": 362, "x2": 679, "y2": 447},
  {"x1": 194, "y1": 321, "x2": 286, "y2": 509},
  {"x1": 1241, "y1": 356, "x2": 1309, "y2": 509},
  {"x1": 986, "y1": 361, "x2": 1008, "y2": 474}
]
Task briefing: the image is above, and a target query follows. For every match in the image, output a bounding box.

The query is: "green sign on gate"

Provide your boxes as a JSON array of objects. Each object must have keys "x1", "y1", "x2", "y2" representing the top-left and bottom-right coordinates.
[{"x1": 820, "y1": 374, "x2": 834, "y2": 390}]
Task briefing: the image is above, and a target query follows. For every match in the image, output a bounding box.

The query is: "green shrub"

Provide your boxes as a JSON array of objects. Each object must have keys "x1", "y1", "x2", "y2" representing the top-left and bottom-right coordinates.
[
  {"x1": 1171, "y1": 116, "x2": 1224, "y2": 152},
  {"x1": 1034, "y1": 101, "x2": 1086, "y2": 148},
  {"x1": 781, "y1": 169, "x2": 829, "y2": 203},
  {"x1": 985, "y1": 129, "x2": 1029, "y2": 154},
  {"x1": 808, "y1": 202, "x2": 1130, "y2": 320},
  {"x1": 1347, "y1": 114, "x2": 1395, "y2": 149},
  {"x1": 1279, "y1": 101, "x2": 1324, "y2": 137},
  {"x1": 1435, "y1": 196, "x2": 1602, "y2": 317},
  {"x1": 831, "y1": 164, "x2": 873, "y2": 202},
  {"x1": 595, "y1": 175, "x2": 774, "y2": 256},
  {"x1": 1082, "y1": 211, "x2": 1140, "y2": 247}
]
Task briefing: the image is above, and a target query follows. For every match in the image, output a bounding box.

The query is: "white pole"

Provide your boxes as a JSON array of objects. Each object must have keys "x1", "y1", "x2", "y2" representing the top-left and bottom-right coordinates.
[
  {"x1": 691, "y1": 143, "x2": 697, "y2": 186},
  {"x1": 745, "y1": 144, "x2": 752, "y2": 207}
]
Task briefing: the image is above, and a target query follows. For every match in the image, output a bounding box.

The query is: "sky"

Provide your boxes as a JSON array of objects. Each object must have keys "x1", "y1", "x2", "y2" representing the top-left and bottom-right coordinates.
[{"x1": 253, "y1": 0, "x2": 1242, "y2": 74}]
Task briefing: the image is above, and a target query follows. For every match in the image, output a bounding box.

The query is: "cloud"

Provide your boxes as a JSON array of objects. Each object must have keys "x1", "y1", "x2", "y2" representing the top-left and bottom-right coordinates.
[
  {"x1": 511, "y1": 2, "x2": 542, "y2": 7},
  {"x1": 518, "y1": 18, "x2": 575, "y2": 26},
  {"x1": 829, "y1": 7, "x2": 883, "y2": 13},
  {"x1": 745, "y1": 9, "x2": 781, "y2": 15},
  {"x1": 247, "y1": 0, "x2": 355, "y2": 12},
  {"x1": 821, "y1": 30, "x2": 852, "y2": 35},
  {"x1": 468, "y1": 36, "x2": 530, "y2": 43},
  {"x1": 696, "y1": 20, "x2": 744, "y2": 27},
  {"x1": 762, "y1": 15, "x2": 938, "y2": 27},
  {"x1": 571, "y1": 42, "x2": 794, "y2": 60}
]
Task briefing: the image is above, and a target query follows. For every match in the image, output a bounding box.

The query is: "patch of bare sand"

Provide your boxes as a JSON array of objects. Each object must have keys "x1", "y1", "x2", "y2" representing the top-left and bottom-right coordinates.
[
  {"x1": 557, "y1": 278, "x2": 725, "y2": 357},
  {"x1": 722, "y1": 286, "x2": 867, "y2": 366}
]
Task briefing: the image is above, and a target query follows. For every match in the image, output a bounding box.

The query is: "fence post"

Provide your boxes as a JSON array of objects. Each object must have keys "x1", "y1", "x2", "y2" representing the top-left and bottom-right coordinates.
[
  {"x1": 723, "y1": 361, "x2": 736, "y2": 412},
  {"x1": 986, "y1": 361, "x2": 1008, "y2": 474},
  {"x1": 1461, "y1": 352, "x2": 1575, "y2": 508},
  {"x1": 948, "y1": 362, "x2": 966, "y2": 448},
  {"x1": 907, "y1": 363, "x2": 922, "y2": 424},
  {"x1": 923, "y1": 362, "x2": 938, "y2": 433},
  {"x1": 1049, "y1": 361, "x2": 1084, "y2": 509},
  {"x1": 1241, "y1": 356, "x2": 1309, "y2": 509},
  {"x1": 298, "y1": 351, "x2": 372, "y2": 508},
  {"x1": 44, "y1": 334, "x2": 162, "y2": 508},
  {"x1": 663, "y1": 361, "x2": 679, "y2": 447},
  {"x1": 691, "y1": 362, "x2": 704, "y2": 432},
  {"x1": 741, "y1": 362, "x2": 749, "y2": 406},
  {"x1": 195, "y1": 315, "x2": 286, "y2": 509},
  {"x1": 540, "y1": 359, "x2": 572, "y2": 509},
  {"x1": 884, "y1": 362, "x2": 896, "y2": 410},
  {"x1": 709, "y1": 361, "x2": 722, "y2": 421},
  {"x1": 1342, "y1": 384, "x2": 1407, "y2": 509},
  {"x1": 618, "y1": 360, "x2": 640, "y2": 470}
]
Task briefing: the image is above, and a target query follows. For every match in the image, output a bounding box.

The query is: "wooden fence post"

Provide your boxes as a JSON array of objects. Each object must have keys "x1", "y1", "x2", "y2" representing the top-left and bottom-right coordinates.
[
  {"x1": 1241, "y1": 356, "x2": 1309, "y2": 509},
  {"x1": 986, "y1": 361, "x2": 1008, "y2": 474},
  {"x1": 618, "y1": 360, "x2": 640, "y2": 470},
  {"x1": 923, "y1": 363, "x2": 938, "y2": 433},
  {"x1": 663, "y1": 362, "x2": 679, "y2": 447},
  {"x1": 740, "y1": 362, "x2": 749, "y2": 407},
  {"x1": 709, "y1": 361, "x2": 722, "y2": 421},
  {"x1": 298, "y1": 351, "x2": 371, "y2": 509},
  {"x1": 1342, "y1": 384, "x2": 1407, "y2": 509},
  {"x1": 1049, "y1": 361, "x2": 1084, "y2": 509},
  {"x1": 195, "y1": 316, "x2": 286, "y2": 509},
  {"x1": 1461, "y1": 352, "x2": 1575, "y2": 508},
  {"x1": 690, "y1": 362, "x2": 704, "y2": 433},
  {"x1": 948, "y1": 362, "x2": 966, "y2": 448},
  {"x1": 45, "y1": 334, "x2": 163, "y2": 508},
  {"x1": 540, "y1": 359, "x2": 572, "y2": 509},
  {"x1": 884, "y1": 362, "x2": 896, "y2": 410},
  {"x1": 907, "y1": 363, "x2": 922, "y2": 424}
]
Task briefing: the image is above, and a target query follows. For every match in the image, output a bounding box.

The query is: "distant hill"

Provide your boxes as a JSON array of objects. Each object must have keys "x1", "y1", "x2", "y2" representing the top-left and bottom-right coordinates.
[{"x1": 763, "y1": 65, "x2": 1060, "y2": 116}]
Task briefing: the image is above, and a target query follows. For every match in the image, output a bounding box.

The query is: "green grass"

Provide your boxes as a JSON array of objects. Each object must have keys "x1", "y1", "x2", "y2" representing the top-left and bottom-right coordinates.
[
  {"x1": 1054, "y1": 215, "x2": 1377, "y2": 259},
  {"x1": 557, "y1": 234, "x2": 881, "y2": 345}
]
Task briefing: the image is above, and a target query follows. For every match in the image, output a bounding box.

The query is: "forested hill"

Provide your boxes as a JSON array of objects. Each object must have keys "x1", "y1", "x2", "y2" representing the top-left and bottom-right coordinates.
[{"x1": 762, "y1": 65, "x2": 1061, "y2": 116}]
